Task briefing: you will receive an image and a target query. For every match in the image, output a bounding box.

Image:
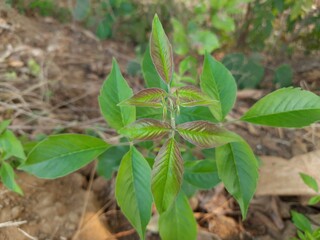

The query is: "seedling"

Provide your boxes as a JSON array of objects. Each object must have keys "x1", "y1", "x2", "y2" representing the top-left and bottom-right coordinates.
[
  {"x1": 291, "y1": 173, "x2": 320, "y2": 240},
  {"x1": 16, "y1": 15, "x2": 320, "y2": 239},
  {"x1": 0, "y1": 120, "x2": 25, "y2": 195}
]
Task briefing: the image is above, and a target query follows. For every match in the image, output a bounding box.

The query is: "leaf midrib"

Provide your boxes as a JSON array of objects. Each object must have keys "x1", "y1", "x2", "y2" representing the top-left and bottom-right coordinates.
[
  {"x1": 178, "y1": 127, "x2": 222, "y2": 139},
  {"x1": 130, "y1": 149, "x2": 144, "y2": 237},
  {"x1": 242, "y1": 108, "x2": 320, "y2": 120},
  {"x1": 229, "y1": 143, "x2": 243, "y2": 207},
  {"x1": 161, "y1": 139, "x2": 175, "y2": 211}
]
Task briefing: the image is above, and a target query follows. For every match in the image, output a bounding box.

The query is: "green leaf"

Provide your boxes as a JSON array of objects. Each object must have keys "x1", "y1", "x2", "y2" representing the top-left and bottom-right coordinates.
[
  {"x1": 0, "y1": 162, "x2": 23, "y2": 195},
  {"x1": 137, "y1": 107, "x2": 163, "y2": 120},
  {"x1": 291, "y1": 210, "x2": 312, "y2": 233},
  {"x1": 0, "y1": 120, "x2": 11, "y2": 135},
  {"x1": 97, "y1": 145, "x2": 129, "y2": 180},
  {"x1": 222, "y1": 53, "x2": 264, "y2": 89},
  {"x1": 176, "y1": 106, "x2": 218, "y2": 124},
  {"x1": 119, "y1": 88, "x2": 166, "y2": 108},
  {"x1": 98, "y1": 59, "x2": 135, "y2": 130},
  {"x1": 96, "y1": 18, "x2": 112, "y2": 39},
  {"x1": 171, "y1": 18, "x2": 189, "y2": 55},
  {"x1": 0, "y1": 130, "x2": 26, "y2": 160},
  {"x1": 175, "y1": 86, "x2": 218, "y2": 107},
  {"x1": 142, "y1": 46, "x2": 168, "y2": 91},
  {"x1": 177, "y1": 121, "x2": 240, "y2": 148},
  {"x1": 299, "y1": 173, "x2": 319, "y2": 192},
  {"x1": 216, "y1": 139, "x2": 258, "y2": 219},
  {"x1": 189, "y1": 30, "x2": 220, "y2": 55},
  {"x1": 211, "y1": 14, "x2": 235, "y2": 32},
  {"x1": 200, "y1": 53, "x2": 237, "y2": 121},
  {"x1": 126, "y1": 61, "x2": 141, "y2": 77},
  {"x1": 184, "y1": 159, "x2": 220, "y2": 189},
  {"x1": 119, "y1": 119, "x2": 171, "y2": 140},
  {"x1": 179, "y1": 56, "x2": 197, "y2": 77},
  {"x1": 297, "y1": 230, "x2": 306, "y2": 240},
  {"x1": 181, "y1": 180, "x2": 198, "y2": 198},
  {"x1": 241, "y1": 88, "x2": 320, "y2": 128},
  {"x1": 152, "y1": 138, "x2": 183, "y2": 213},
  {"x1": 150, "y1": 14, "x2": 173, "y2": 84},
  {"x1": 19, "y1": 134, "x2": 110, "y2": 179},
  {"x1": 159, "y1": 191, "x2": 197, "y2": 240},
  {"x1": 73, "y1": 0, "x2": 90, "y2": 21},
  {"x1": 274, "y1": 64, "x2": 293, "y2": 88},
  {"x1": 308, "y1": 195, "x2": 320, "y2": 205},
  {"x1": 115, "y1": 147, "x2": 152, "y2": 240}
]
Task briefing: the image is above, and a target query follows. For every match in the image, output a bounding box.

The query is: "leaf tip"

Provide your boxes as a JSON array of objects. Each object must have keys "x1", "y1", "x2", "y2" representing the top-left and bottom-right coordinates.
[{"x1": 153, "y1": 13, "x2": 159, "y2": 22}]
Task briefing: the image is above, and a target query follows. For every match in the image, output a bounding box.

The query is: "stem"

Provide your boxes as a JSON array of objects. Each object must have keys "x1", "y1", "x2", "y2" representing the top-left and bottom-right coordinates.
[
  {"x1": 169, "y1": 100, "x2": 175, "y2": 127},
  {"x1": 168, "y1": 96, "x2": 176, "y2": 138}
]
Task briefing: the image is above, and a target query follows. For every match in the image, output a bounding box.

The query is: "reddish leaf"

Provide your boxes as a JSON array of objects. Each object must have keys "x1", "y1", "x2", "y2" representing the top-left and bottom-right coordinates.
[
  {"x1": 119, "y1": 119, "x2": 171, "y2": 140},
  {"x1": 152, "y1": 138, "x2": 183, "y2": 213},
  {"x1": 119, "y1": 88, "x2": 166, "y2": 108},
  {"x1": 175, "y1": 86, "x2": 218, "y2": 107},
  {"x1": 177, "y1": 121, "x2": 240, "y2": 148},
  {"x1": 150, "y1": 15, "x2": 174, "y2": 84}
]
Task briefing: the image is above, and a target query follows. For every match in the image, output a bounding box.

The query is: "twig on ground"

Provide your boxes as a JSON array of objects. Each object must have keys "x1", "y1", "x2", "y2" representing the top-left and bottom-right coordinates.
[
  {"x1": 17, "y1": 228, "x2": 38, "y2": 240},
  {"x1": 72, "y1": 162, "x2": 97, "y2": 240},
  {"x1": 110, "y1": 228, "x2": 136, "y2": 239},
  {"x1": 0, "y1": 220, "x2": 27, "y2": 228}
]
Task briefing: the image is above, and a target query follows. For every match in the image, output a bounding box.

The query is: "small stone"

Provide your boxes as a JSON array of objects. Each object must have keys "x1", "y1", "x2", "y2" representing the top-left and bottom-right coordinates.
[
  {"x1": 65, "y1": 222, "x2": 76, "y2": 231},
  {"x1": 92, "y1": 177, "x2": 108, "y2": 193},
  {"x1": 11, "y1": 206, "x2": 24, "y2": 219}
]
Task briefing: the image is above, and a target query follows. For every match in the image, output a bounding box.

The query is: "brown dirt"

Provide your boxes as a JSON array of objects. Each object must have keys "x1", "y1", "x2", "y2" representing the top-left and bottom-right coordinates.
[
  {"x1": 0, "y1": 172, "x2": 113, "y2": 240},
  {"x1": 0, "y1": 2, "x2": 319, "y2": 240}
]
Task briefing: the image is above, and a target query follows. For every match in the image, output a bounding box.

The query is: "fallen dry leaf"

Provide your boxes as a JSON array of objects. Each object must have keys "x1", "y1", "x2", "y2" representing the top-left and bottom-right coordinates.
[{"x1": 256, "y1": 150, "x2": 320, "y2": 196}]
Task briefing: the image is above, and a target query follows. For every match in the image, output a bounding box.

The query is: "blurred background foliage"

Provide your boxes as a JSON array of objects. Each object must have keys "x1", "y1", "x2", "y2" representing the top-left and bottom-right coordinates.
[{"x1": 6, "y1": 0, "x2": 319, "y2": 89}]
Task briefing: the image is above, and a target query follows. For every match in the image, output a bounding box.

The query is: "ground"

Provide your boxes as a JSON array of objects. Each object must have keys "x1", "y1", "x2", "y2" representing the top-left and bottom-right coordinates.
[{"x1": 0, "y1": 3, "x2": 319, "y2": 240}]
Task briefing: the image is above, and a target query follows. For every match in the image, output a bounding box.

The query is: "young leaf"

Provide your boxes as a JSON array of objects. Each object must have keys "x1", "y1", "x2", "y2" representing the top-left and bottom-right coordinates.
[
  {"x1": 0, "y1": 129, "x2": 26, "y2": 160},
  {"x1": 184, "y1": 159, "x2": 220, "y2": 189},
  {"x1": 152, "y1": 138, "x2": 183, "y2": 213},
  {"x1": 119, "y1": 88, "x2": 166, "y2": 108},
  {"x1": 142, "y1": 46, "x2": 168, "y2": 91},
  {"x1": 176, "y1": 121, "x2": 240, "y2": 148},
  {"x1": 291, "y1": 210, "x2": 312, "y2": 233},
  {"x1": 19, "y1": 134, "x2": 110, "y2": 179},
  {"x1": 0, "y1": 162, "x2": 23, "y2": 195},
  {"x1": 115, "y1": 147, "x2": 152, "y2": 240},
  {"x1": 175, "y1": 86, "x2": 218, "y2": 107},
  {"x1": 216, "y1": 139, "x2": 258, "y2": 219},
  {"x1": 200, "y1": 53, "x2": 237, "y2": 121},
  {"x1": 150, "y1": 14, "x2": 173, "y2": 84},
  {"x1": 119, "y1": 119, "x2": 171, "y2": 140},
  {"x1": 0, "y1": 120, "x2": 11, "y2": 135},
  {"x1": 159, "y1": 191, "x2": 197, "y2": 240},
  {"x1": 308, "y1": 195, "x2": 320, "y2": 205},
  {"x1": 98, "y1": 59, "x2": 135, "y2": 130},
  {"x1": 241, "y1": 88, "x2": 320, "y2": 128},
  {"x1": 299, "y1": 173, "x2": 319, "y2": 192}
]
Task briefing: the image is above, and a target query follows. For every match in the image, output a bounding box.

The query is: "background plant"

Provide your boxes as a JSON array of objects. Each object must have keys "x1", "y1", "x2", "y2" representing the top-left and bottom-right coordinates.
[
  {"x1": 291, "y1": 173, "x2": 320, "y2": 240},
  {"x1": 0, "y1": 120, "x2": 25, "y2": 195}
]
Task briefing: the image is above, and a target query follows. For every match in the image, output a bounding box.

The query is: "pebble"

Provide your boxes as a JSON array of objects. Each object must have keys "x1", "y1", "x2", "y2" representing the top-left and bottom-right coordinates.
[{"x1": 11, "y1": 206, "x2": 24, "y2": 219}]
